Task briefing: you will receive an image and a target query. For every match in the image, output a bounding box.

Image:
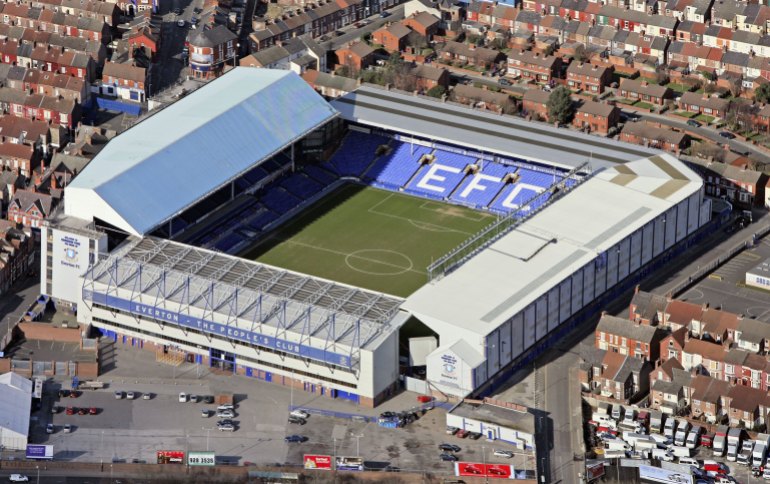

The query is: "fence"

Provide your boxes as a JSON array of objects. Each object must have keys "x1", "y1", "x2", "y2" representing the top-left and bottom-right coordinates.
[
  {"x1": 288, "y1": 405, "x2": 376, "y2": 422},
  {"x1": 95, "y1": 97, "x2": 142, "y2": 116}
]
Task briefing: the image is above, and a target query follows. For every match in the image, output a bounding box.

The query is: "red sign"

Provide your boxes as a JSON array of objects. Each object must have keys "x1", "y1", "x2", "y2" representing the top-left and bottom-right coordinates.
[
  {"x1": 586, "y1": 462, "x2": 605, "y2": 480},
  {"x1": 156, "y1": 450, "x2": 185, "y2": 464},
  {"x1": 304, "y1": 454, "x2": 333, "y2": 470},
  {"x1": 455, "y1": 462, "x2": 514, "y2": 479}
]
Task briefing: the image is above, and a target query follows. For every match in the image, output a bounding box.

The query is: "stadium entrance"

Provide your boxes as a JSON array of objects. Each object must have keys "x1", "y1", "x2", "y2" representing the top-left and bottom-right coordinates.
[{"x1": 210, "y1": 349, "x2": 236, "y2": 373}]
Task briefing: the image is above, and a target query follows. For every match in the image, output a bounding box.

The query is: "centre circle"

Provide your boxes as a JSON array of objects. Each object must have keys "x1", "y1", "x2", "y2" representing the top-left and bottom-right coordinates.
[{"x1": 344, "y1": 249, "x2": 414, "y2": 276}]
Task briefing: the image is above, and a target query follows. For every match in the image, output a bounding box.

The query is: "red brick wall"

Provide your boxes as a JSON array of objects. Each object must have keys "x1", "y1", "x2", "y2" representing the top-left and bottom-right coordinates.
[{"x1": 18, "y1": 322, "x2": 82, "y2": 343}]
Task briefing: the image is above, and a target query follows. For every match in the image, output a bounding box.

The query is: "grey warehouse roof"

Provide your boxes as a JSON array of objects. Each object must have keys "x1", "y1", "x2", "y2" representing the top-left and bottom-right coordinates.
[
  {"x1": 331, "y1": 85, "x2": 660, "y2": 169},
  {"x1": 65, "y1": 68, "x2": 338, "y2": 235}
]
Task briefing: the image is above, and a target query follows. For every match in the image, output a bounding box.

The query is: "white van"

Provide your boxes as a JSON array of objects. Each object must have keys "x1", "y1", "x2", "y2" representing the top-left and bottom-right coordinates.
[
  {"x1": 605, "y1": 439, "x2": 631, "y2": 451},
  {"x1": 664, "y1": 418, "x2": 678, "y2": 439},
  {"x1": 669, "y1": 445, "x2": 694, "y2": 458},
  {"x1": 678, "y1": 457, "x2": 699, "y2": 467},
  {"x1": 612, "y1": 405, "x2": 623, "y2": 421},
  {"x1": 651, "y1": 448, "x2": 675, "y2": 462}
]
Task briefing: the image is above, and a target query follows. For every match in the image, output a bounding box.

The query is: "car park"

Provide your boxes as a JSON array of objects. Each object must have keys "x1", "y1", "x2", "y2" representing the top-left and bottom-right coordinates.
[
  {"x1": 9, "y1": 475, "x2": 29, "y2": 482},
  {"x1": 142, "y1": 393, "x2": 152, "y2": 400},
  {"x1": 202, "y1": 409, "x2": 211, "y2": 418},
  {"x1": 114, "y1": 391, "x2": 123, "y2": 399},
  {"x1": 63, "y1": 424, "x2": 72, "y2": 433},
  {"x1": 190, "y1": 395, "x2": 199, "y2": 403},
  {"x1": 179, "y1": 392, "x2": 187, "y2": 402},
  {"x1": 217, "y1": 404, "x2": 234, "y2": 411},
  {"x1": 440, "y1": 453, "x2": 458, "y2": 462},
  {"x1": 438, "y1": 444, "x2": 461, "y2": 452},
  {"x1": 494, "y1": 450, "x2": 513, "y2": 458},
  {"x1": 46, "y1": 423, "x2": 54, "y2": 434},
  {"x1": 285, "y1": 435, "x2": 307, "y2": 443},
  {"x1": 126, "y1": 391, "x2": 135, "y2": 400},
  {"x1": 217, "y1": 409, "x2": 235, "y2": 418}
]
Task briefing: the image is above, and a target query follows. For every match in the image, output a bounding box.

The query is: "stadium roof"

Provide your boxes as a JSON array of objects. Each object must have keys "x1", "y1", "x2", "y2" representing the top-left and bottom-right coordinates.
[
  {"x1": 65, "y1": 68, "x2": 338, "y2": 236},
  {"x1": 402, "y1": 154, "x2": 703, "y2": 337},
  {"x1": 83, "y1": 237, "x2": 405, "y2": 361},
  {"x1": 0, "y1": 372, "x2": 32, "y2": 444},
  {"x1": 330, "y1": 85, "x2": 660, "y2": 170}
]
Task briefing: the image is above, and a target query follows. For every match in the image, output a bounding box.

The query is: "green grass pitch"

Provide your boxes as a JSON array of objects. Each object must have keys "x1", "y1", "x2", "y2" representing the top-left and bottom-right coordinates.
[{"x1": 240, "y1": 184, "x2": 498, "y2": 297}]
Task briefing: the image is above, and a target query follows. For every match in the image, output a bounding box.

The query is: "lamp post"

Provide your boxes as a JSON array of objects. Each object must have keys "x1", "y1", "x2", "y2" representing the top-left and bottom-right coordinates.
[
  {"x1": 101, "y1": 430, "x2": 105, "y2": 467},
  {"x1": 351, "y1": 433, "x2": 364, "y2": 457},
  {"x1": 36, "y1": 465, "x2": 39, "y2": 484},
  {"x1": 482, "y1": 446, "x2": 488, "y2": 484}
]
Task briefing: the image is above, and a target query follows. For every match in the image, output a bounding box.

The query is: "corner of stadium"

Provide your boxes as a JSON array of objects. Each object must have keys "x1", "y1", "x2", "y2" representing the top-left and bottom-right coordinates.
[{"x1": 41, "y1": 67, "x2": 711, "y2": 407}]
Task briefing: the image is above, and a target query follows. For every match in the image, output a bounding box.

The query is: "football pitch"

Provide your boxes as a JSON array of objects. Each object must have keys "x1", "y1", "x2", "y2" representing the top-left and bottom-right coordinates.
[{"x1": 241, "y1": 184, "x2": 498, "y2": 297}]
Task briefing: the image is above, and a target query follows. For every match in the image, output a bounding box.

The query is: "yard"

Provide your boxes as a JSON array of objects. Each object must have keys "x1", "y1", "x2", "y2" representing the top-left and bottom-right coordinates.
[{"x1": 695, "y1": 114, "x2": 715, "y2": 124}]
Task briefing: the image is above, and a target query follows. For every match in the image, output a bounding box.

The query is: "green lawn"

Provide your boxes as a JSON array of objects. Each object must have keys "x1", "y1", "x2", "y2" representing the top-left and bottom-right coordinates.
[
  {"x1": 633, "y1": 101, "x2": 654, "y2": 110},
  {"x1": 673, "y1": 111, "x2": 697, "y2": 118},
  {"x1": 240, "y1": 185, "x2": 497, "y2": 297},
  {"x1": 695, "y1": 114, "x2": 715, "y2": 124},
  {"x1": 666, "y1": 83, "x2": 691, "y2": 93}
]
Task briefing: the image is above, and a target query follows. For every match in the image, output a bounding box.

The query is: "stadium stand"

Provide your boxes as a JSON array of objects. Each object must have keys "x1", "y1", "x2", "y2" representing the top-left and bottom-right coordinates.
[
  {"x1": 404, "y1": 149, "x2": 474, "y2": 199},
  {"x1": 328, "y1": 131, "x2": 388, "y2": 177},
  {"x1": 450, "y1": 162, "x2": 514, "y2": 209},
  {"x1": 281, "y1": 173, "x2": 325, "y2": 199},
  {"x1": 261, "y1": 186, "x2": 302, "y2": 214},
  {"x1": 364, "y1": 142, "x2": 431, "y2": 189},
  {"x1": 303, "y1": 165, "x2": 337, "y2": 185}
]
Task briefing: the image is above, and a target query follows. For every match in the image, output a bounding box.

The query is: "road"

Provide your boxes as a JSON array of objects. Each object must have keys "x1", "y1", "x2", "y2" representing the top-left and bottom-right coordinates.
[
  {"x1": 620, "y1": 108, "x2": 770, "y2": 165},
  {"x1": 148, "y1": 0, "x2": 203, "y2": 97},
  {"x1": 320, "y1": 6, "x2": 405, "y2": 51},
  {"x1": 0, "y1": 275, "x2": 41, "y2": 348}
]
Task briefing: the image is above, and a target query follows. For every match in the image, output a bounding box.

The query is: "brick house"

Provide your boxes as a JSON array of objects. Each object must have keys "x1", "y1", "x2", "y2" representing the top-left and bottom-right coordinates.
[
  {"x1": 572, "y1": 100, "x2": 620, "y2": 135},
  {"x1": 7, "y1": 189, "x2": 54, "y2": 229},
  {"x1": 438, "y1": 41, "x2": 504, "y2": 70},
  {"x1": 521, "y1": 89, "x2": 551, "y2": 121},
  {"x1": 663, "y1": 298, "x2": 705, "y2": 331},
  {"x1": 0, "y1": 116, "x2": 50, "y2": 152},
  {"x1": 372, "y1": 23, "x2": 411, "y2": 53},
  {"x1": 688, "y1": 160, "x2": 766, "y2": 208},
  {"x1": 409, "y1": 64, "x2": 450, "y2": 91},
  {"x1": 659, "y1": 326, "x2": 688, "y2": 364},
  {"x1": 689, "y1": 375, "x2": 731, "y2": 423},
  {"x1": 0, "y1": 221, "x2": 34, "y2": 295},
  {"x1": 127, "y1": 26, "x2": 160, "y2": 63},
  {"x1": 335, "y1": 41, "x2": 375, "y2": 73},
  {"x1": 697, "y1": 307, "x2": 739, "y2": 343},
  {"x1": 734, "y1": 318, "x2": 770, "y2": 354},
  {"x1": 678, "y1": 91, "x2": 730, "y2": 118},
  {"x1": 101, "y1": 62, "x2": 146, "y2": 103},
  {"x1": 595, "y1": 313, "x2": 662, "y2": 362},
  {"x1": 595, "y1": 350, "x2": 651, "y2": 403},
  {"x1": 402, "y1": 11, "x2": 439, "y2": 38},
  {"x1": 187, "y1": 25, "x2": 237, "y2": 80},
  {"x1": 451, "y1": 84, "x2": 513, "y2": 112},
  {"x1": 618, "y1": 78, "x2": 672, "y2": 105},
  {"x1": 629, "y1": 288, "x2": 668, "y2": 325},
  {"x1": 619, "y1": 122, "x2": 689, "y2": 153},
  {"x1": 682, "y1": 338, "x2": 725, "y2": 379},
  {"x1": 727, "y1": 385, "x2": 769, "y2": 430},
  {"x1": 506, "y1": 49, "x2": 562, "y2": 84},
  {"x1": 650, "y1": 370, "x2": 691, "y2": 414},
  {"x1": 0, "y1": 143, "x2": 38, "y2": 178},
  {"x1": 566, "y1": 62, "x2": 613, "y2": 93},
  {"x1": 301, "y1": 69, "x2": 358, "y2": 98}
]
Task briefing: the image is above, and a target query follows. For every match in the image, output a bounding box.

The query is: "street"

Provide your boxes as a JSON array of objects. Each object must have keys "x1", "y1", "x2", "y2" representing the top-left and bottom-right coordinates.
[{"x1": 320, "y1": 6, "x2": 406, "y2": 51}]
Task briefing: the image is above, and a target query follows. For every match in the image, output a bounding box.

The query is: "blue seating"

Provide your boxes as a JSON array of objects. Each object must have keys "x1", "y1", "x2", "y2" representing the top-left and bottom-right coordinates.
[
  {"x1": 489, "y1": 182, "x2": 545, "y2": 213},
  {"x1": 304, "y1": 165, "x2": 337, "y2": 185},
  {"x1": 516, "y1": 167, "x2": 558, "y2": 190},
  {"x1": 450, "y1": 163, "x2": 513, "y2": 208},
  {"x1": 247, "y1": 210, "x2": 279, "y2": 230},
  {"x1": 405, "y1": 149, "x2": 473, "y2": 198},
  {"x1": 365, "y1": 142, "x2": 431, "y2": 188},
  {"x1": 329, "y1": 131, "x2": 388, "y2": 177},
  {"x1": 281, "y1": 173, "x2": 325, "y2": 199},
  {"x1": 214, "y1": 233, "x2": 244, "y2": 253},
  {"x1": 261, "y1": 187, "x2": 301, "y2": 214}
]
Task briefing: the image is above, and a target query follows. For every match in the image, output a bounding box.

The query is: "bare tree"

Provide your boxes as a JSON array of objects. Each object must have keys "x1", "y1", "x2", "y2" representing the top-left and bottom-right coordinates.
[{"x1": 690, "y1": 141, "x2": 725, "y2": 162}]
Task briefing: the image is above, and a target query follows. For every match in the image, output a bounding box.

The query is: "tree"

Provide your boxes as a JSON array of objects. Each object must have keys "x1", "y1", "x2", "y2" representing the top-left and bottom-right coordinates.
[
  {"x1": 654, "y1": 67, "x2": 669, "y2": 86},
  {"x1": 574, "y1": 44, "x2": 591, "y2": 63},
  {"x1": 755, "y1": 82, "x2": 770, "y2": 104},
  {"x1": 546, "y1": 86, "x2": 574, "y2": 125},
  {"x1": 689, "y1": 141, "x2": 725, "y2": 162},
  {"x1": 426, "y1": 85, "x2": 446, "y2": 98}
]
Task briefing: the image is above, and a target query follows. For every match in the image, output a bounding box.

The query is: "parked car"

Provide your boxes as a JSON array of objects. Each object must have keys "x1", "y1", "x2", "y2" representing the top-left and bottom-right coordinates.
[
  {"x1": 217, "y1": 419, "x2": 234, "y2": 427},
  {"x1": 142, "y1": 393, "x2": 152, "y2": 400},
  {"x1": 438, "y1": 443, "x2": 461, "y2": 452},
  {"x1": 440, "y1": 453, "x2": 458, "y2": 462},
  {"x1": 687, "y1": 119, "x2": 701, "y2": 127},
  {"x1": 446, "y1": 426, "x2": 459, "y2": 435},
  {"x1": 9, "y1": 475, "x2": 29, "y2": 482},
  {"x1": 218, "y1": 424, "x2": 235, "y2": 432},
  {"x1": 456, "y1": 430, "x2": 469, "y2": 438},
  {"x1": 126, "y1": 391, "x2": 135, "y2": 400},
  {"x1": 65, "y1": 407, "x2": 75, "y2": 415},
  {"x1": 177, "y1": 19, "x2": 185, "y2": 27},
  {"x1": 217, "y1": 404, "x2": 234, "y2": 411},
  {"x1": 45, "y1": 423, "x2": 54, "y2": 434},
  {"x1": 285, "y1": 435, "x2": 307, "y2": 443},
  {"x1": 58, "y1": 390, "x2": 70, "y2": 398},
  {"x1": 499, "y1": 78, "x2": 512, "y2": 86},
  {"x1": 379, "y1": 11, "x2": 390, "y2": 17},
  {"x1": 217, "y1": 410, "x2": 235, "y2": 418},
  {"x1": 193, "y1": 7, "x2": 202, "y2": 13},
  {"x1": 202, "y1": 409, "x2": 211, "y2": 418},
  {"x1": 51, "y1": 406, "x2": 61, "y2": 414},
  {"x1": 63, "y1": 424, "x2": 72, "y2": 433},
  {"x1": 468, "y1": 432, "x2": 482, "y2": 440},
  {"x1": 494, "y1": 450, "x2": 513, "y2": 458},
  {"x1": 173, "y1": 7, "x2": 181, "y2": 15},
  {"x1": 69, "y1": 391, "x2": 79, "y2": 398},
  {"x1": 290, "y1": 409, "x2": 309, "y2": 419},
  {"x1": 203, "y1": 395, "x2": 215, "y2": 404},
  {"x1": 89, "y1": 407, "x2": 98, "y2": 415},
  {"x1": 114, "y1": 391, "x2": 123, "y2": 399},
  {"x1": 77, "y1": 408, "x2": 88, "y2": 415},
  {"x1": 179, "y1": 392, "x2": 187, "y2": 403},
  {"x1": 288, "y1": 416, "x2": 306, "y2": 425},
  {"x1": 189, "y1": 395, "x2": 199, "y2": 403},
  {"x1": 719, "y1": 131, "x2": 736, "y2": 139},
  {"x1": 190, "y1": 16, "x2": 198, "y2": 24}
]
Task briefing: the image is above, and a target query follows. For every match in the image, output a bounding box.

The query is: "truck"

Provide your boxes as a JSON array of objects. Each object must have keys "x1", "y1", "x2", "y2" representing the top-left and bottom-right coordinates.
[
  {"x1": 78, "y1": 380, "x2": 105, "y2": 390},
  {"x1": 612, "y1": 405, "x2": 623, "y2": 421},
  {"x1": 649, "y1": 411, "x2": 664, "y2": 434},
  {"x1": 668, "y1": 445, "x2": 693, "y2": 458},
  {"x1": 737, "y1": 439, "x2": 754, "y2": 466},
  {"x1": 622, "y1": 407, "x2": 636, "y2": 426},
  {"x1": 622, "y1": 432, "x2": 649, "y2": 446},
  {"x1": 591, "y1": 413, "x2": 617, "y2": 430},
  {"x1": 604, "y1": 438, "x2": 631, "y2": 452},
  {"x1": 651, "y1": 448, "x2": 675, "y2": 462},
  {"x1": 752, "y1": 433, "x2": 770, "y2": 467},
  {"x1": 727, "y1": 427, "x2": 742, "y2": 462},
  {"x1": 663, "y1": 417, "x2": 677, "y2": 439},
  {"x1": 712, "y1": 425, "x2": 728, "y2": 457},
  {"x1": 674, "y1": 420, "x2": 690, "y2": 447},
  {"x1": 634, "y1": 439, "x2": 658, "y2": 451},
  {"x1": 686, "y1": 426, "x2": 702, "y2": 449}
]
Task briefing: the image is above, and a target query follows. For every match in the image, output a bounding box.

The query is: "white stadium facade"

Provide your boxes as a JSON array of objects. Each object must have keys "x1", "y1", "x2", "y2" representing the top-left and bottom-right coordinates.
[{"x1": 41, "y1": 68, "x2": 711, "y2": 407}]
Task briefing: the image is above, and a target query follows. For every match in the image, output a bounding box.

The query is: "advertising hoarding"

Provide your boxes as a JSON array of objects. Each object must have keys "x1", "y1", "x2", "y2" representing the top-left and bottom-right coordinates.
[
  {"x1": 156, "y1": 450, "x2": 185, "y2": 464},
  {"x1": 187, "y1": 451, "x2": 215, "y2": 466},
  {"x1": 586, "y1": 462, "x2": 606, "y2": 480},
  {"x1": 304, "y1": 454, "x2": 333, "y2": 470},
  {"x1": 454, "y1": 462, "x2": 515, "y2": 479},
  {"x1": 639, "y1": 464, "x2": 693, "y2": 484},
  {"x1": 25, "y1": 445, "x2": 53, "y2": 460},
  {"x1": 335, "y1": 456, "x2": 364, "y2": 471}
]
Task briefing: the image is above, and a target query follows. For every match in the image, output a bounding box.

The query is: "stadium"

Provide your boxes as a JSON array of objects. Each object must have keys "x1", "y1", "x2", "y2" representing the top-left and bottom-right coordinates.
[{"x1": 41, "y1": 68, "x2": 711, "y2": 407}]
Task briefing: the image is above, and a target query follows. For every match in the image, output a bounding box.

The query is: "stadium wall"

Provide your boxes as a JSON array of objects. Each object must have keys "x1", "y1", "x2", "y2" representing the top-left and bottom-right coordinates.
[{"x1": 423, "y1": 189, "x2": 708, "y2": 398}]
